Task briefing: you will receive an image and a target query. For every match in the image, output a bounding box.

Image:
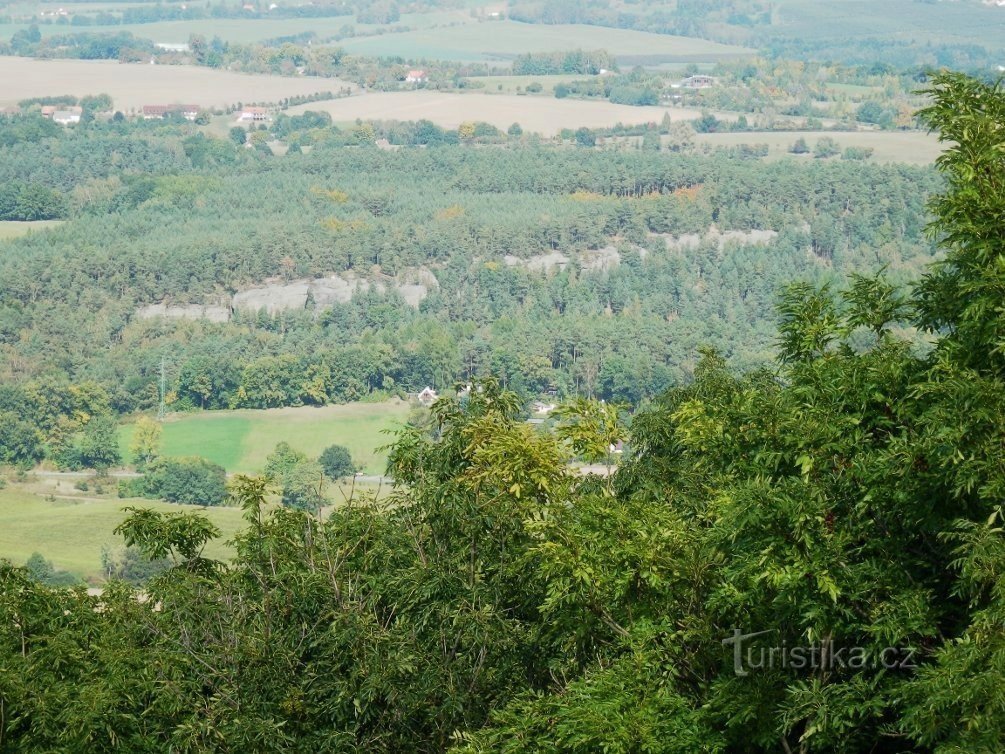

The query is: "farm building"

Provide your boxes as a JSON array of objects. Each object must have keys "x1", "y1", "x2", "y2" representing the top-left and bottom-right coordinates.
[
  {"x1": 417, "y1": 387, "x2": 438, "y2": 405},
  {"x1": 405, "y1": 70, "x2": 428, "y2": 84}
]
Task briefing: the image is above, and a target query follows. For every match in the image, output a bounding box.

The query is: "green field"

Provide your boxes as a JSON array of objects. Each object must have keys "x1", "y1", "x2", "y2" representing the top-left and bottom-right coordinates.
[
  {"x1": 119, "y1": 400, "x2": 411, "y2": 474},
  {"x1": 0, "y1": 220, "x2": 63, "y2": 240},
  {"x1": 0, "y1": 485, "x2": 246, "y2": 581},
  {"x1": 337, "y1": 21, "x2": 754, "y2": 62}
]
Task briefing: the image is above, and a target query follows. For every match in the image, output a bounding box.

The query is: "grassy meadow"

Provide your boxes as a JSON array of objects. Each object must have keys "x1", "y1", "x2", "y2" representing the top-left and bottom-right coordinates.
[
  {"x1": 0, "y1": 484, "x2": 247, "y2": 580},
  {"x1": 119, "y1": 399, "x2": 411, "y2": 474}
]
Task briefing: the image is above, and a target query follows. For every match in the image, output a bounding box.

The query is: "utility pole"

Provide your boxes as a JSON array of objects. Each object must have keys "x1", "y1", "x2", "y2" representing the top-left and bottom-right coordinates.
[{"x1": 157, "y1": 355, "x2": 166, "y2": 421}]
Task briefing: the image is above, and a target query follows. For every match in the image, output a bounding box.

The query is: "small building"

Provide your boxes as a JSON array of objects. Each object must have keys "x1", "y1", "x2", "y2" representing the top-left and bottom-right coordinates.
[
  {"x1": 679, "y1": 75, "x2": 716, "y2": 90},
  {"x1": 417, "y1": 387, "x2": 438, "y2": 405},
  {"x1": 154, "y1": 42, "x2": 190, "y2": 53},
  {"x1": 236, "y1": 106, "x2": 269, "y2": 122},
  {"x1": 52, "y1": 106, "x2": 83, "y2": 125},
  {"x1": 405, "y1": 70, "x2": 428, "y2": 84},
  {"x1": 39, "y1": 105, "x2": 58, "y2": 118},
  {"x1": 143, "y1": 104, "x2": 199, "y2": 120},
  {"x1": 532, "y1": 401, "x2": 557, "y2": 415}
]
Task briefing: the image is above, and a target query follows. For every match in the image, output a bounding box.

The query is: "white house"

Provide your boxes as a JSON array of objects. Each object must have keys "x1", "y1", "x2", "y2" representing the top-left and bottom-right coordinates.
[{"x1": 52, "y1": 106, "x2": 82, "y2": 124}]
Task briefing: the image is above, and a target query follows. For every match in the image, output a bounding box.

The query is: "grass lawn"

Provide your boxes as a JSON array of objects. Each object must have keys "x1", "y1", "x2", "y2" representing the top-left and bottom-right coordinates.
[
  {"x1": 119, "y1": 399, "x2": 411, "y2": 474},
  {"x1": 0, "y1": 220, "x2": 63, "y2": 240},
  {"x1": 0, "y1": 484, "x2": 247, "y2": 581}
]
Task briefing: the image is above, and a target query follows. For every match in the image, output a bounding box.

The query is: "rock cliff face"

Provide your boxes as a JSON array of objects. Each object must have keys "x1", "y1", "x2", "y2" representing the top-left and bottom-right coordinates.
[
  {"x1": 134, "y1": 269, "x2": 438, "y2": 322},
  {"x1": 135, "y1": 303, "x2": 231, "y2": 323},
  {"x1": 135, "y1": 230, "x2": 780, "y2": 323}
]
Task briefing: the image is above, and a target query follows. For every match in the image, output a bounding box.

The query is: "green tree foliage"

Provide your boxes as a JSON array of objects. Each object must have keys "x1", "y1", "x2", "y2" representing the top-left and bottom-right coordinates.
[
  {"x1": 129, "y1": 456, "x2": 228, "y2": 506},
  {"x1": 318, "y1": 443, "x2": 357, "y2": 479},
  {"x1": 128, "y1": 415, "x2": 162, "y2": 468},
  {"x1": 56, "y1": 414, "x2": 121, "y2": 471},
  {"x1": 0, "y1": 411, "x2": 43, "y2": 467},
  {"x1": 266, "y1": 441, "x2": 327, "y2": 511},
  {"x1": 23, "y1": 552, "x2": 78, "y2": 586},
  {"x1": 1, "y1": 72, "x2": 1004, "y2": 754}
]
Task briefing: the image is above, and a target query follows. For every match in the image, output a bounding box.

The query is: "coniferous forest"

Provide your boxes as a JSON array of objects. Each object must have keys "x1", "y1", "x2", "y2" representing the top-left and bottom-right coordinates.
[
  {"x1": 2, "y1": 72, "x2": 1004, "y2": 753},
  {"x1": 0, "y1": 103, "x2": 943, "y2": 466}
]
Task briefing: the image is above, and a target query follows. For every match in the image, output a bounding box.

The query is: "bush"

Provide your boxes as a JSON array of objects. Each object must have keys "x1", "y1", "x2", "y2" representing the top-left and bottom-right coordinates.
[{"x1": 842, "y1": 146, "x2": 875, "y2": 161}]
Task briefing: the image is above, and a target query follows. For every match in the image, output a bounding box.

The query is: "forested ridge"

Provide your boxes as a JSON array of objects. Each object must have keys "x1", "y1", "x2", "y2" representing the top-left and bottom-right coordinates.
[
  {"x1": 0, "y1": 117, "x2": 939, "y2": 423},
  {"x1": 1, "y1": 71, "x2": 1004, "y2": 753}
]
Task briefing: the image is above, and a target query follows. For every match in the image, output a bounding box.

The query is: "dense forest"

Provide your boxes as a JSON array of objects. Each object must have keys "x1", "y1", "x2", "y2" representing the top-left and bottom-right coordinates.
[
  {"x1": 1, "y1": 72, "x2": 1003, "y2": 753},
  {"x1": 0, "y1": 109, "x2": 941, "y2": 467}
]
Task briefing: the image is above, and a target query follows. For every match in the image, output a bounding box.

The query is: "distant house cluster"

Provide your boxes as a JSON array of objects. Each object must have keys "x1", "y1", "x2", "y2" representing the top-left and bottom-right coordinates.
[
  {"x1": 143, "y1": 104, "x2": 199, "y2": 120},
  {"x1": 236, "y1": 106, "x2": 270, "y2": 122},
  {"x1": 405, "y1": 70, "x2": 428, "y2": 84},
  {"x1": 41, "y1": 105, "x2": 82, "y2": 124}
]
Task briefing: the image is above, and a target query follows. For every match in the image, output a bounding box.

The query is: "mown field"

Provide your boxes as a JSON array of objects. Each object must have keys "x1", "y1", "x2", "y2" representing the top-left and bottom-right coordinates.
[
  {"x1": 337, "y1": 20, "x2": 754, "y2": 62},
  {"x1": 0, "y1": 220, "x2": 63, "y2": 239},
  {"x1": 0, "y1": 56, "x2": 354, "y2": 109},
  {"x1": 119, "y1": 399, "x2": 411, "y2": 474},
  {"x1": 694, "y1": 130, "x2": 944, "y2": 166},
  {"x1": 0, "y1": 484, "x2": 247, "y2": 580},
  {"x1": 290, "y1": 91, "x2": 706, "y2": 135}
]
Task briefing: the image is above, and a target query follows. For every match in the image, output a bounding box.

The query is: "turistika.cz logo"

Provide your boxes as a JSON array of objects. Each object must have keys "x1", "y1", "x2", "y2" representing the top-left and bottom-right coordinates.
[{"x1": 722, "y1": 629, "x2": 918, "y2": 677}]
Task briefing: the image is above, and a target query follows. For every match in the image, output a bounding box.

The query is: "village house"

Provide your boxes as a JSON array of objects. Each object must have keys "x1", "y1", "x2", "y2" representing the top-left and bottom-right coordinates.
[
  {"x1": 405, "y1": 70, "x2": 428, "y2": 84},
  {"x1": 417, "y1": 386, "x2": 438, "y2": 405},
  {"x1": 143, "y1": 104, "x2": 199, "y2": 120},
  {"x1": 532, "y1": 401, "x2": 557, "y2": 415},
  {"x1": 678, "y1": 75, "x2": 717, "y2": 90},
  {"x1": 236, "y1": 106, "x2": 270, "y2": 122},
  {"x1": 52, "y1": 106, "x2": 83, "y2": 125}
]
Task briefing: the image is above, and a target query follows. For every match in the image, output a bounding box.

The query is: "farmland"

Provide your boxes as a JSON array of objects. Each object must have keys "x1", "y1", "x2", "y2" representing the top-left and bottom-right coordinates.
[
  {"x1": 0, "y1": 8, "x2": 469, "y2": 45},
  {"x1": 0, "y1": 55, "x2": 354, "y2": 109},
  {"x1": 0, "y1": 484, "x2": 247, "y2": 580},
  {"x1": 118, "y1": 399, "x2": 411, "y2": 475},
  {"x1": 693, "y1": 130, "x2": 945, "y2": 166},
  {"x1": 289, "y1": 91, "x2": 708, "y2": 135},
  {"x1": 336, "y1": 21, "x2": 754, "y2": 63}
]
